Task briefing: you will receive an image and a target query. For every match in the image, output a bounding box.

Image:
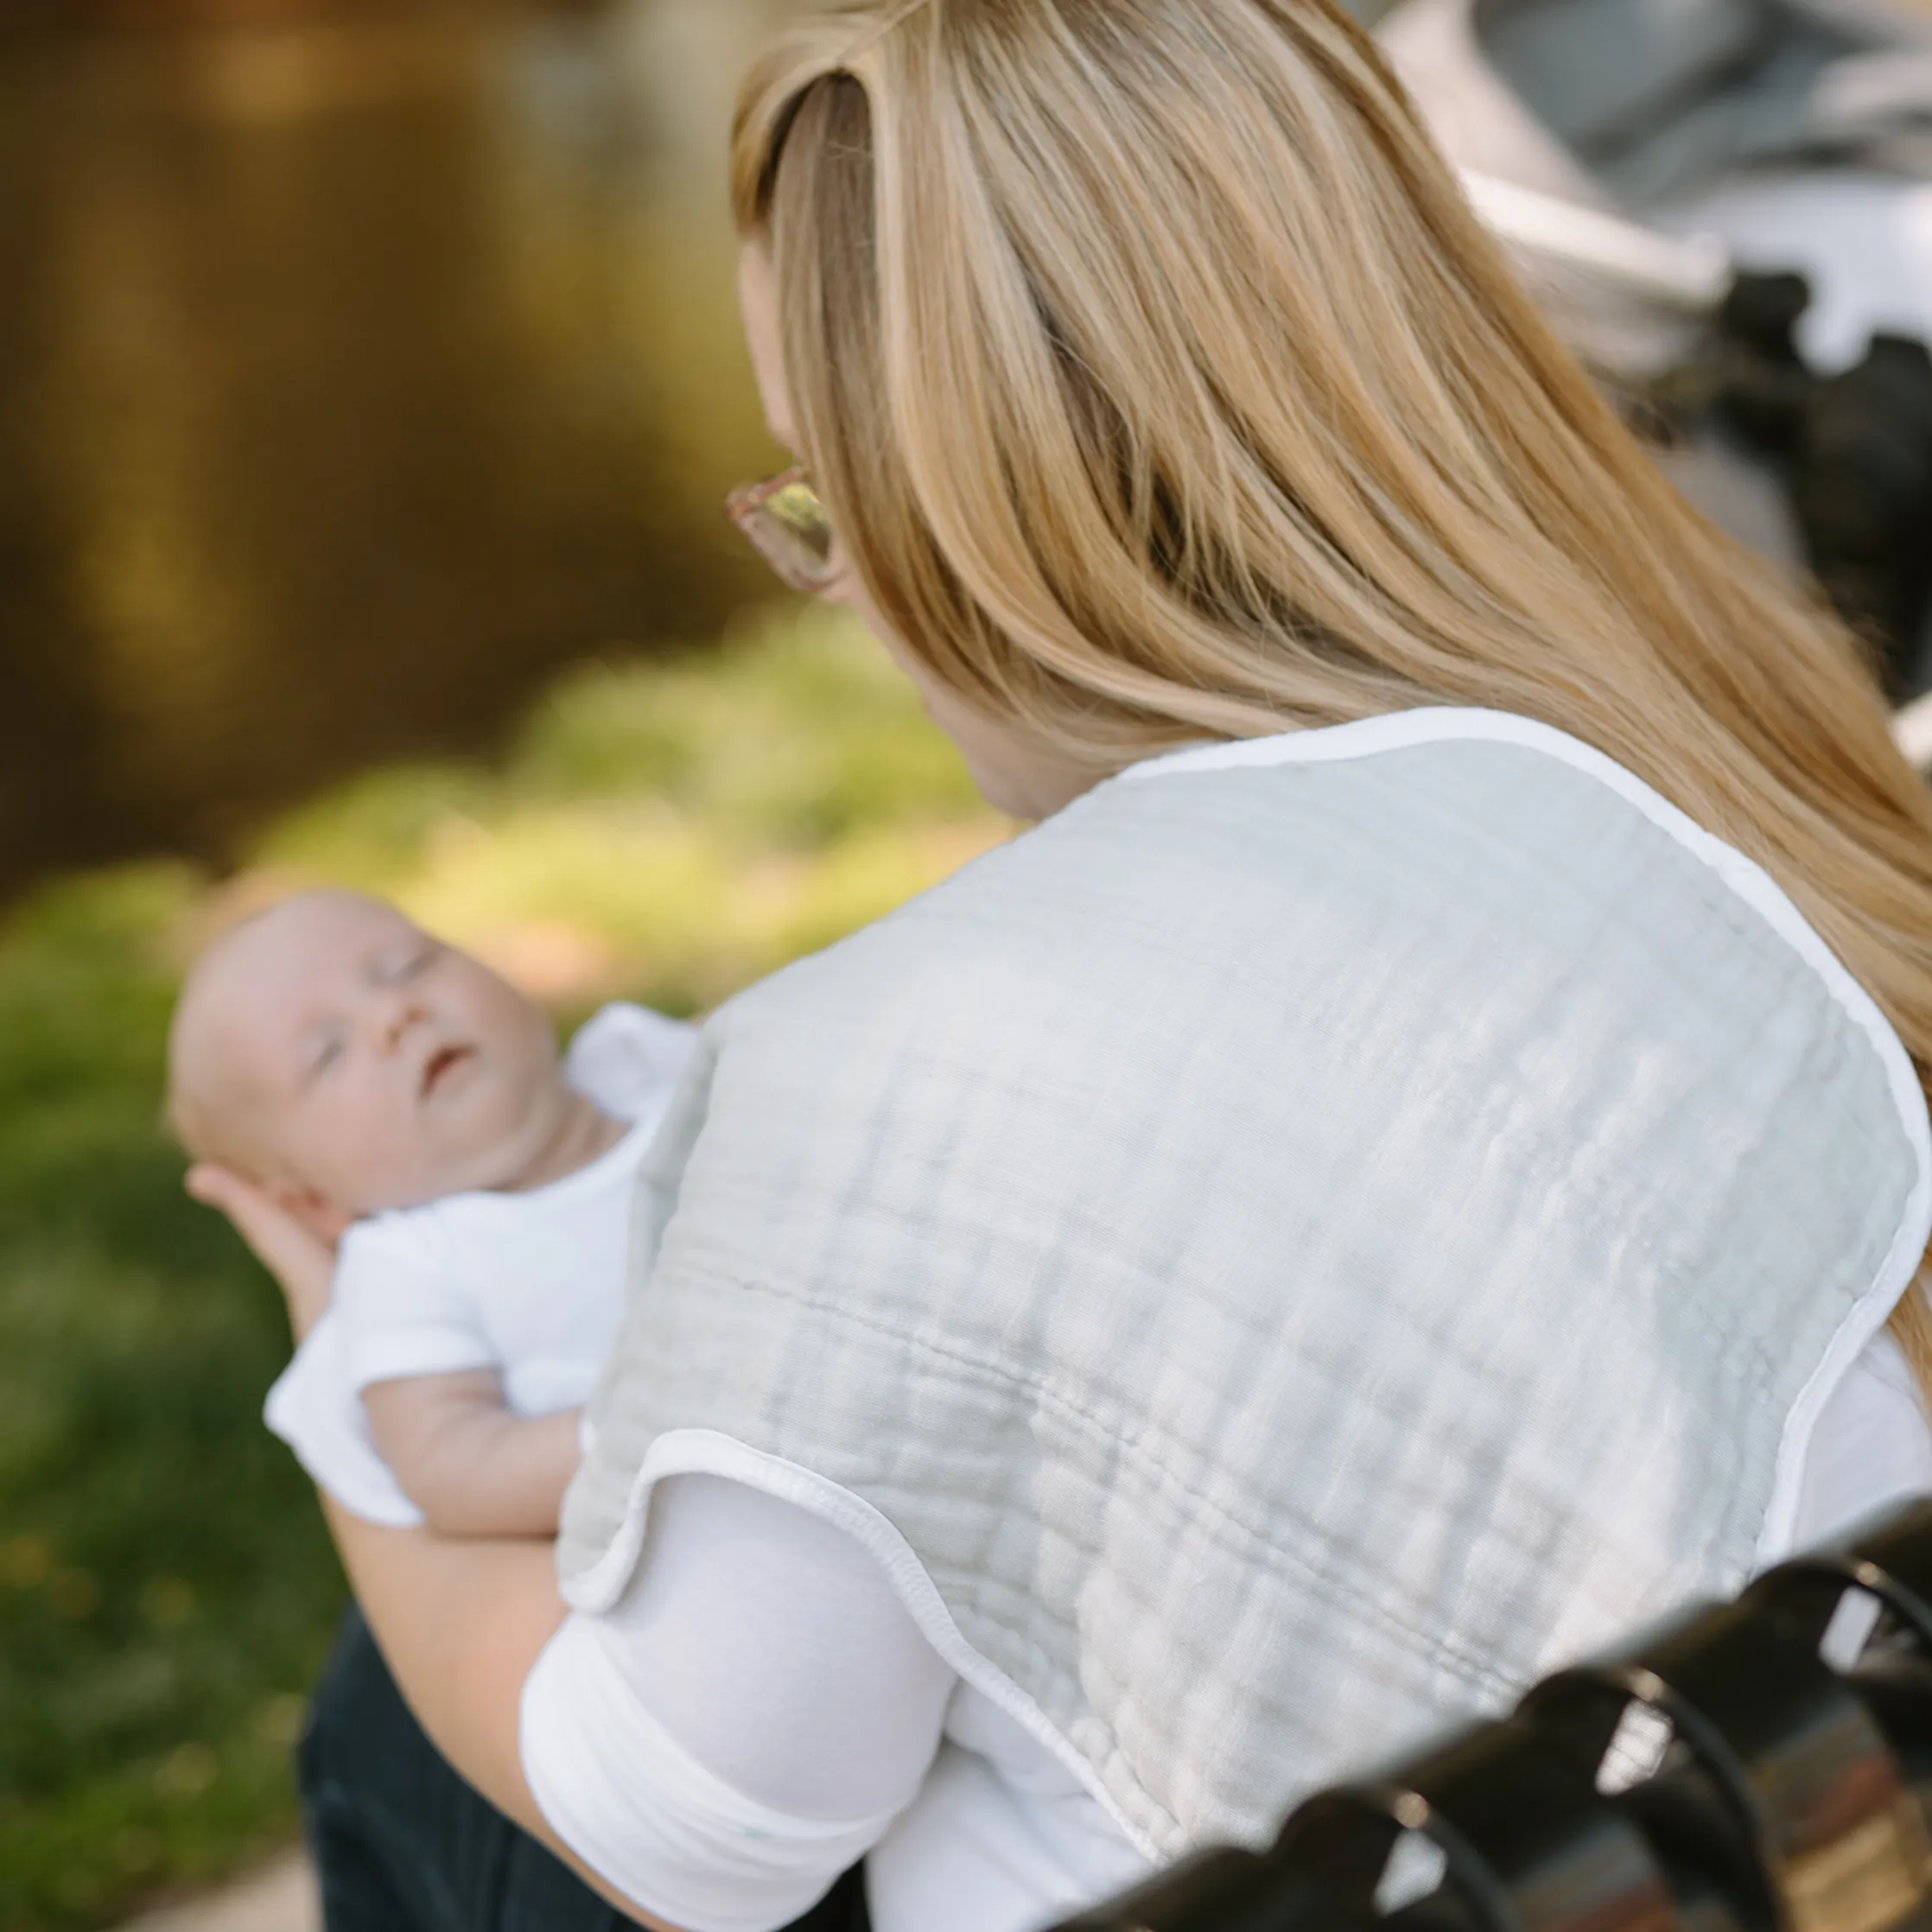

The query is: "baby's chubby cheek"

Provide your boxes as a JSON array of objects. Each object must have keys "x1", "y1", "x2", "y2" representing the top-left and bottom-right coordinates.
[{"x1": 285, "y1": 1103, "x2": 444, "y2": 1218}]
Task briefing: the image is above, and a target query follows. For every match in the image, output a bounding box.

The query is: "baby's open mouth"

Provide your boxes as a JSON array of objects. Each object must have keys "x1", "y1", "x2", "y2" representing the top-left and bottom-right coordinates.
[{"x1": 421, "y1": 1044, "x2": 473, "y2": 1096}]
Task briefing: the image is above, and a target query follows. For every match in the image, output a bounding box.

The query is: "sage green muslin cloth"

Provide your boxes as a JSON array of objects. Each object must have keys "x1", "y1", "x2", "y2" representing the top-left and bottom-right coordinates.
[{"x1": 560, "y1": 709, "x2": 1931, "y2": 1859}]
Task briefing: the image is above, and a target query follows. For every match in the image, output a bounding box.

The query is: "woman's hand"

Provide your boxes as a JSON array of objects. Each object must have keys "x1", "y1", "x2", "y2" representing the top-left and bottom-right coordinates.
[{"x1": 185, "y1": 1163, "x2": 346, "y2": 1344}]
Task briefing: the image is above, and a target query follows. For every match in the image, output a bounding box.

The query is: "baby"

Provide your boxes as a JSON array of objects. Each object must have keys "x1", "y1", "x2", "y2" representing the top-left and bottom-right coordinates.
[{"x1": 168, "y1": 889, "x2": 694, "y2": 1535}]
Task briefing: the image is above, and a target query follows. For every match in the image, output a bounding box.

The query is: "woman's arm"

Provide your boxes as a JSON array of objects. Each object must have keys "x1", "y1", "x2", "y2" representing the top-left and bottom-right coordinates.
[
  {"x1": 521, "y1": 1473, "x2": 956, "y2": 1929},
  {"x1": 321, "y1": 1500, "x2": 564, "y2": 1827},
  {"x1": 321, "y1": 1503, "x2": 695, "y2": 1930}
]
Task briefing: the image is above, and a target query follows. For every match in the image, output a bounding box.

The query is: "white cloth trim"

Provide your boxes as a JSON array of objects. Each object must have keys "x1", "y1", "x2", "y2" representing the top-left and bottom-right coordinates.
[
  {"x1": 556, "y1": 1426, "x2": 1162, "y2": 1862},
  {"x1": 1118, "y1": 706, "x2": 1932, "y2": 1563},
  {"x1": 580, "y1": 1472, "x2": 955, "y2": 1821}
]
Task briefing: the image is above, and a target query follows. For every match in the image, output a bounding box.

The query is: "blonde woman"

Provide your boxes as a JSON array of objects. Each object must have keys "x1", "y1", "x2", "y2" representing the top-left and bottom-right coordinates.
[{"x1": 192, "y1": 2, "x2": 1932, "y2": 1929}]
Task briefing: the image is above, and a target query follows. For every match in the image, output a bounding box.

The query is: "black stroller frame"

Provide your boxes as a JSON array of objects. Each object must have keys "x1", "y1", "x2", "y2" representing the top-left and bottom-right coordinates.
[{"x1": 1050, "y1": 1496, "x2": 1932, "y2": 1931}]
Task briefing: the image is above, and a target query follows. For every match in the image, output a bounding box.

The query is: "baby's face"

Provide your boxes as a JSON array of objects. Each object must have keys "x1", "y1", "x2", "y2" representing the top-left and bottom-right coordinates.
[{"x1": 175, "y1": 893, "x2": 567, "y2": 1214}]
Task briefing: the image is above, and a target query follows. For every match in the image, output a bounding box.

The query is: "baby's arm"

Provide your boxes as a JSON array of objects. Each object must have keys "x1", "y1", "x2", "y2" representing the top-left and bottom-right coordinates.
[{"x1": 362, "y1": 1372, "x2": 581, "y2": 1538}]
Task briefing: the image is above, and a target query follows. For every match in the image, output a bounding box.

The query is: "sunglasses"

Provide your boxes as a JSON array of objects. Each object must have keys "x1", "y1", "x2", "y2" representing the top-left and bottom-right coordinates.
[{"x1": 725, "y1": 466, "x2": 841, "y2": 596}]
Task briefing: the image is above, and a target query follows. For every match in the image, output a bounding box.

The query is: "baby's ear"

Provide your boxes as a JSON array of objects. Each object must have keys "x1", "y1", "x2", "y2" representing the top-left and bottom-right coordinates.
[{"x1": 269, "y1": 1183, "x2": 357, "y2": 1249}]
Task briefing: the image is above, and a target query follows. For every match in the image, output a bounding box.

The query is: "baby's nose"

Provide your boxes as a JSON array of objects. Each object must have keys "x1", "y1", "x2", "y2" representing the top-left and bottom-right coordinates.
[{"x1": 366, "y1": 987, "x2": 423, "y2": 1051}]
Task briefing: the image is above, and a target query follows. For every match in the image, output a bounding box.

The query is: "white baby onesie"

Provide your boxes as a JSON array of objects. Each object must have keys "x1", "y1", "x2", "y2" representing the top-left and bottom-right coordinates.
[{"x1": 264, "y1": 1001, "x2": 696, "y2": 1528}]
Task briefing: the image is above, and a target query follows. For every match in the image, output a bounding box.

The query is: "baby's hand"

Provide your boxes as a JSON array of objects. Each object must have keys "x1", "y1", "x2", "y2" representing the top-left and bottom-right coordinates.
[
  {"x1": 361, "y1": 1371, "x2": 582, "y2": 1539},
  {"x1": 186, "y1": 1165, "x2": 346, "y2": 1344}
]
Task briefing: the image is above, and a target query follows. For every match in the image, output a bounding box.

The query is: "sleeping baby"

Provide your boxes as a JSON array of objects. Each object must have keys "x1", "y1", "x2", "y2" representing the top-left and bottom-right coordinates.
[{"x1": 167, "y1": 889, "x2": 694, "y2": 1533}]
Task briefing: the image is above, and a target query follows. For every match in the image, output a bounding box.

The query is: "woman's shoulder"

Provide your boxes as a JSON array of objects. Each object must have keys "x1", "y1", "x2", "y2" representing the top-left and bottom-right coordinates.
[{"x1": 724, "y1": 706, "x2": 1883, "y2": 1059}]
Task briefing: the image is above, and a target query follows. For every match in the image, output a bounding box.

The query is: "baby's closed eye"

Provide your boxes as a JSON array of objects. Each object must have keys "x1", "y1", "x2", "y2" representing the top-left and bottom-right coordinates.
[{"x1": 380, "y1": 939, "x2": 442, "y2": 985}]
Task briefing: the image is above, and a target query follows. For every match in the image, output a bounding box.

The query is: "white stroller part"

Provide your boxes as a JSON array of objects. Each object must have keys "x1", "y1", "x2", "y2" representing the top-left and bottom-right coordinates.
[
  {"x1": 1656, "y1": 171, "x2": 1932, "y2": 374},
  {"x1": 1369, "y1": 0, "x2": 1932, "y2": 731},
  {"x1": 1376, "y1": 0, "x2": 1932, "y2": 352}
]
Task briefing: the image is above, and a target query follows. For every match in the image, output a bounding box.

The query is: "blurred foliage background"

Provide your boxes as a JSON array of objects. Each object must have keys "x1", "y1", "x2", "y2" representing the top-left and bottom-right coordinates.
[
  {"x1": 0, "y1": 608, "x2": 1003, "y2": 1931},
  {"x1": 0, "y1": 2, "x2": 1005, "y2": 1924}
]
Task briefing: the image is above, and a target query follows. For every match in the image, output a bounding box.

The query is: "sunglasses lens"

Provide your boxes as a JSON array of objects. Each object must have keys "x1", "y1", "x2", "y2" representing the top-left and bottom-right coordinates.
[
  {"x1": 758, "y1": 480, "x2": 835, "y2": 576},
  {"x1": 728, "y1": 473, "x2": 837, "y2": 593}
]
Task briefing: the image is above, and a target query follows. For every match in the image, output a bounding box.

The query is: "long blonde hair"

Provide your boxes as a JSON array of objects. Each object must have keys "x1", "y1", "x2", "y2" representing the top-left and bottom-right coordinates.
[{"x1": 734, "y1": 0, "x2": 1932, "y2": 1386}]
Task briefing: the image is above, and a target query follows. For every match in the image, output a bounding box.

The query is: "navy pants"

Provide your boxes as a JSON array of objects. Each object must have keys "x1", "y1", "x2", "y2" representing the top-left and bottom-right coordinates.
[{"x1": 299, "y1": 1607, "x2": 870, "y2": 1932}]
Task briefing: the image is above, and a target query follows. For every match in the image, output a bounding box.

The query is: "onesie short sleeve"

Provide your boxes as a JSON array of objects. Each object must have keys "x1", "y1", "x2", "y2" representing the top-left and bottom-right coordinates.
[
  {"x1": 262, "y1": 1306, "x2": 426, "y2": 1528},
  {"x1": 334, "y1": 1209, "x2": 494, "y2": 1392},
  {"x1": 562, "y1": 1002, "x2": 700, "y2": 1122}
]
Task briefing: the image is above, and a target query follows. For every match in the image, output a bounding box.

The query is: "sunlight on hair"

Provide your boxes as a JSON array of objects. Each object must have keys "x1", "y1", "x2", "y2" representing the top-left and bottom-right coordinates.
[{"x1": 733, "y1": 0, "x2": 1932, "y2": 1394}]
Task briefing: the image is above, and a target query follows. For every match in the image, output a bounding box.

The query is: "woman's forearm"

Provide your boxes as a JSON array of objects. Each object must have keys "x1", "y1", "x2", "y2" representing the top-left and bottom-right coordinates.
[
  {"x1": 320, "y1": 1501, "x2": 684, "y2": 1931},
  {"x1": 322, "y1": 1500, "x2": 563, "y2": 1827}
]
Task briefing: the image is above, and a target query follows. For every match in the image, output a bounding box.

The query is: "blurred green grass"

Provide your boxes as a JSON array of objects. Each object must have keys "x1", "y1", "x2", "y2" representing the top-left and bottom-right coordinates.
[{"x1": 0, "y1": 605, "x2": 1002, "y2": 1929}]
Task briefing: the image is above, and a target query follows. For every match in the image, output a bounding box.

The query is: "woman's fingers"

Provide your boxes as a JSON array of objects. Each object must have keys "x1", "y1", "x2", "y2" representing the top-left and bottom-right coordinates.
[
  {"x1": 185, "y1": 1162, "x2": 339, "y2": 1342},
  {"x1": 181, "y1": 1161, "x2": 223, "y2": 1205}
]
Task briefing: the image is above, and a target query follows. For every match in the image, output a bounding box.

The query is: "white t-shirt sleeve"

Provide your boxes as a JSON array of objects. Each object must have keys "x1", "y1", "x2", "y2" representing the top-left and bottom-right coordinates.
[
  {"x1": 263, "y1": 1308, "x2": 424, "y2": 1528},
  {"x1": 521, "y1": 1474, "x2": 954, "y2": 1932},
  {"x1": 334, "y1": 1212, "x2": 496, "y2": 1392},
  {"x1": 1791, "y1": 1327, "x2": 1932, "y2": 1548}
]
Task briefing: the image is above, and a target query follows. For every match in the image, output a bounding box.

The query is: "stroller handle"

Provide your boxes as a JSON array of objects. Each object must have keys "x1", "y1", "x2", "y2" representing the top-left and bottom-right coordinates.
[{"x1": 1461, "y1": 170, "x2": 1733, "y2": 314}]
